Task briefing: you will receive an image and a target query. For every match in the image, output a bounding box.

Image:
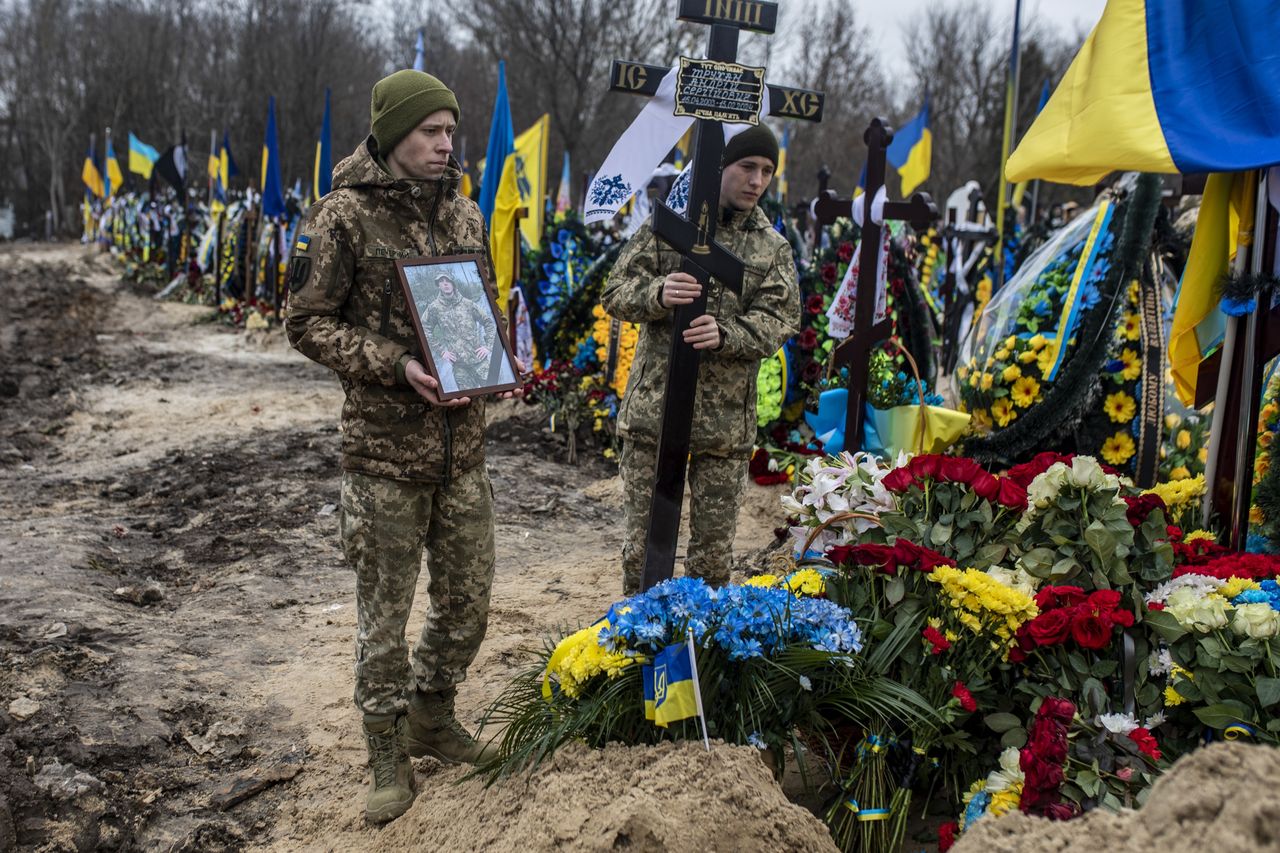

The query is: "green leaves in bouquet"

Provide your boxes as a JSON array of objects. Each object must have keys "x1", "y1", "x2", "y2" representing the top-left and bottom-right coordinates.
[
  {"x1": 879, "y1": 483, "x2": 1017, "y2": 570},
  {"x1": 1017, "y1": 486, "x2": 1134, "y2": 590}
]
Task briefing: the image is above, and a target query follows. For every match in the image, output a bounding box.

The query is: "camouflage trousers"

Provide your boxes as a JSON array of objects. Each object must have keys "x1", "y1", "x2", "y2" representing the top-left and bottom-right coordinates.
[
  {"x1": 339, "y1": 466, "x2": 495, "y2": 719},
  {"x1": 619, "y1": 440, "x2": 748, "y2": 596}
]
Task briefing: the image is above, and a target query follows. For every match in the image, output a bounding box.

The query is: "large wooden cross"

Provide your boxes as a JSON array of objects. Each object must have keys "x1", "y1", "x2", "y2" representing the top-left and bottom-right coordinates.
[
  {"x1": 812, "y1": 118, "x2": 937, "y2": 454},
  {"x1": 611, "y1": 0, "x2": 825, "y2": 591}
]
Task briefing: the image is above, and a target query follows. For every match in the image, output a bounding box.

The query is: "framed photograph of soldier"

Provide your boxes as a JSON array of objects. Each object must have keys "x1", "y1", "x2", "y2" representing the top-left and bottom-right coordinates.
[{"x1": 396, "y1": 254, "x2": 520, "y2": 400}]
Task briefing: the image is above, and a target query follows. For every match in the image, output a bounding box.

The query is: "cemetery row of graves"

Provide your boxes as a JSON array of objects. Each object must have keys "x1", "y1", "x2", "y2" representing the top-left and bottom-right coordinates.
[{"x1": 77, "y1": 1, "x2": 1280, "y2": 849}]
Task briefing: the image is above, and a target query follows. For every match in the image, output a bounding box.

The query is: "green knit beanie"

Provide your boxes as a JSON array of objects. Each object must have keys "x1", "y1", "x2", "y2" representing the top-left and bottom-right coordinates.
[
  {"x1": 370, "y1": 70, "x2": 460, "y2": 156},
  {"x1": 722, "y1": 124, "x2": 779, "y2": 168}
]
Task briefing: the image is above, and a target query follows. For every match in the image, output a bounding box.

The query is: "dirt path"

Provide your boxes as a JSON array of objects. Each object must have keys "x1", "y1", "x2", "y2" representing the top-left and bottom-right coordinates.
[{"x1": 0, "y1": 243, "x2": 791, "y2": 852}]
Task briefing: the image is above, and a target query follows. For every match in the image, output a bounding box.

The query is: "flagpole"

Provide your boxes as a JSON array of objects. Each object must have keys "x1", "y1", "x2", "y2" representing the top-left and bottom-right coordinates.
[
  {"x1": 686, "y1": 627, "x2": 710, "y2": 751},
  {"x1": 994, "y1": 0, "x2": 1023, "y2": 290}
]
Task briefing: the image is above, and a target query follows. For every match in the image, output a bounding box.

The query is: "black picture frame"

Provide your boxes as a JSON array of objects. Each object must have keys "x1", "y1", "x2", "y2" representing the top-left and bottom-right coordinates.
[{"x1": 395, "y1": 253, "x2": 520, "y2": 400}]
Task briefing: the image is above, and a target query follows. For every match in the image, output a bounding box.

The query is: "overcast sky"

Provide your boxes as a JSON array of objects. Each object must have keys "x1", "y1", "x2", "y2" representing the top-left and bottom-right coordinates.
[{"x1": 851, "y1": 0, "x2": 1108, "y2": 75}]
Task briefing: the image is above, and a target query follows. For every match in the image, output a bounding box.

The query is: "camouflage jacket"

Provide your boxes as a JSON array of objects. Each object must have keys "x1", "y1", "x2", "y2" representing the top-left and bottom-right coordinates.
[
  {"x1": 285, "y1": 137, "x2": 493, "y2": 484},
  {"x1": 601, "y1": 205, "x2": 800, "y2": 455}
]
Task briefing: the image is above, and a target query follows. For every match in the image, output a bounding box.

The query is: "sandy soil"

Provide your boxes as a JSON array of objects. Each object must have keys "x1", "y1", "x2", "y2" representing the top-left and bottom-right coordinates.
[
  {"x1": 952, "y1": 742, "x2": 1280, "y2": 853},
  {"x1": 0, "y1": 243, "x2": 795, "y2": 851}
]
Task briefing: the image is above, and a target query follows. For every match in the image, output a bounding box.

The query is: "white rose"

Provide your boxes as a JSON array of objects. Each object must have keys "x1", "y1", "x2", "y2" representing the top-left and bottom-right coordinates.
[{"x1": 1232, "y1": 602, "x2": 1280, "y2": 639}]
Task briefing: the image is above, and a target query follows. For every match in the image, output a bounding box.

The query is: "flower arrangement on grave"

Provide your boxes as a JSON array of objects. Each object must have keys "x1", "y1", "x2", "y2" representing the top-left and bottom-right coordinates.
[
  {"x1": 476, "y1": 576, "x2": 934, "y2": 784},
  {"x1": 961, "y1": 175, "x2": 1164, "y2": 471},
  {"x1": 520, "y1": 360, "x2": 615, "y2": 464}
]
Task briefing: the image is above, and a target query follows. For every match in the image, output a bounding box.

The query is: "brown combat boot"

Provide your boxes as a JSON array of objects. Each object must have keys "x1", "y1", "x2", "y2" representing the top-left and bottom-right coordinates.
[
  {"x1": 362, "y1": 714, "x2": 416, "y2": 823},
  {"x1": 404, "y1": 689, "x2": 496, "y2": 765}
]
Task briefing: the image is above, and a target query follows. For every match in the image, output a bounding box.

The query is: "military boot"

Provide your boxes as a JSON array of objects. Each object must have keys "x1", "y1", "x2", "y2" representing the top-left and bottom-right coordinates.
[
  {"x1": 362, "y1": 714, "x2": 416, "y2": 824},
  {"x1": 404, "y1": 689, "x2": 495, "y2": 765}
]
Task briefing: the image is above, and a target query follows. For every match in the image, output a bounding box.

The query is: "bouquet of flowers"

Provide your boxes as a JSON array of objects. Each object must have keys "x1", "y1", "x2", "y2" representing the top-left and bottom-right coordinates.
[{"x1": 781, "y1": 451, "x2": 903, "y2": 556}]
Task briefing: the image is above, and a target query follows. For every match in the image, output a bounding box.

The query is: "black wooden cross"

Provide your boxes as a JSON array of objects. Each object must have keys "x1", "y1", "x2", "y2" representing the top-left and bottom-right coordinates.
[
  {"x1": 610, "y1": 0, "x2": 825, "y2": 591},
  {"x1": 813, "y1": 118, "x2": 937, "y2": 455}
]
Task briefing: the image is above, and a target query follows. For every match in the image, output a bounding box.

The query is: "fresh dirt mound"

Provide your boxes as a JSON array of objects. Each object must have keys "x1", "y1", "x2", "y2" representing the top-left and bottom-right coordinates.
[
  {"x1": 953, "y1": 742, "x2": 1280, "y2": 853},
  {"x1": 278, "y1": 741, "x2": 837, "y2": 852}
]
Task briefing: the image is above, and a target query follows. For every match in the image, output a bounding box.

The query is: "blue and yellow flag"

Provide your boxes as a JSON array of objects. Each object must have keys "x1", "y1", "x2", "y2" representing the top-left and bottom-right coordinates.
[
  {"x1": 314, "y1": 88, "x2": 333, "y2": 201},
  {"x1": 261, "y1": 96, "x2": 286, "y2": 218},
  {"x1": 555, "y1": 151, "x2": 572, "y2": 214},
  {"x1": 1008, "y1": 0, "x2": 1280, "y2": 185},
  {"x1": 478, "y1": 61, "x2": 514, "y2": 224},
  {"x1": 128, "y1": 133, "x2": 159, "y2": 179},
  {"x1": 1169, "y1": 171, "x2": 1257, "y2": 405},
  {"x1": 104, "y1": 134, "x2": 125, "y2": 198},
  {"x1": 82, "y1": 143, "x2": 103, "y2": 199},
  {"x1": 887, "y1": 94, "x2": 931, "y2": 196},
  {"x1": 490, "y1": 113, "x2": 550, "y2": 310},
  {"x1": 651, "y1": 639, "x2": 699, "y2": 728}
]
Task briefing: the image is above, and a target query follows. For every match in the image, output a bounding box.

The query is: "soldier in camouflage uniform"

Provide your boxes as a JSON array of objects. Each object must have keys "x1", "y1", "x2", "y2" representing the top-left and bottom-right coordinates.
[
  {"x1": 422, "y1": 272, "x2": 496, "y2": 391},
  {"x1": 285, "y1": 70, "x2": 512, "y2": 824},
  {"x1": 601, "y1": 125, "x2": 800, "y2": 595}
]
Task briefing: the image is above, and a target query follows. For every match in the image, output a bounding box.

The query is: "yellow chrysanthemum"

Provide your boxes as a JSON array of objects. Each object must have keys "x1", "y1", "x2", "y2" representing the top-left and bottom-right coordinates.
[
  {"x1": 547, "y1": 622, "x2": 635, "y2": 698},
  {"x1": 1120, "y1": 348, "x2": 1142, "y2": 381},
  {"x1": 785, "y1": 568, "x2": 826, "y2": 597},
  {"x1": 1010, "y1": 376, "x2": 1041, "y2": 408},
  {"x1": 989, "y1": 785, "x2": 1023, "y2": 818},
  {"x1": 1102, "y1": 431, "x2": 1136, "y2": 465},
  {"x1": 928, "y1": 566, "x2": 1038, "y2": 653},
  {"x1": 1170, "y1": 466, "x2": 1191, "y2": 480},
  {"x1": 744, "y1": 574, "x2": 780, "y2": 588},
  {"x1": 1185, "y1": 529, "x2": 1216, "y2": 543},
  {"x1": 1220, "y1": 577, "x2": 1259, "y2": 600},
  {"x1": 992, "y1": 398, "x2": 1017, "y2": 427},
  {"x1": 1002, "y1": 365, "x2": 1022, "y2": 383},
  {"x1": 1104, "y1": 391, "x2": 1136, "y2": 423}
]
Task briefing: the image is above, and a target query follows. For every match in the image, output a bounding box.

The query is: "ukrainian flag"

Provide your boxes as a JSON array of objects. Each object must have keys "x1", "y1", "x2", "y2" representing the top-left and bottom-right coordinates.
[
  {"x1": 82, "y1": 146, "x2": 104, "y2": 199},
  {"x1": 887, "y1": 94, "x2": 931, "y2": 196},
  {"x1": 776, "y1": 125, "x2": 789, "y2": 202},
  {"x1": 652, "y1": 639, "x2": 699, "y2": 728},
  {"x1": 261, "y1": 96, "x2": 286, "y2": 218},
  {"x1": 314, "y1": 88, "x2": 333, "y2": 201},
  {"x1": 490, "y1": 113, "x2": 550, "y2": 310},
  {"x1": 104, "y1": 135, "x2": 125, "y2": 199},
  {"x1": 1007, "y1": 0, "x2": 1280, "y2": 185},
  {"x1": 128, "y1": 133, "x2": 159, "y2": 180}
]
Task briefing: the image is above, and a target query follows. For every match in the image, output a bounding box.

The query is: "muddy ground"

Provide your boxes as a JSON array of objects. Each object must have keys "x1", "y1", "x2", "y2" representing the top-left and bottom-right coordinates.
[{"x1": 0, "y1": 243, "x2": 791, "y2": 851}]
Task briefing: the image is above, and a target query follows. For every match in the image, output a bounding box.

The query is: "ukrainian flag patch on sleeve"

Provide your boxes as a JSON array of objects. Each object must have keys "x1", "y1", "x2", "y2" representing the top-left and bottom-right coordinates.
[{"x1": 295, "y1": 234, "x2": 311, "y2": 253}]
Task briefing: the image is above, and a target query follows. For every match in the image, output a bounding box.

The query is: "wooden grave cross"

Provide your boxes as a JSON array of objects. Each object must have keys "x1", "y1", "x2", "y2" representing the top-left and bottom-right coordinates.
[
  {"x1": 939, "y1": 187, "x2": 998, "y2": 374},
  {"x1": 813, "y1": 118, "x2": 937, "y2": 454},
  {"x1": 609, "y1": 0, "x2": 825, "y2": 591}
]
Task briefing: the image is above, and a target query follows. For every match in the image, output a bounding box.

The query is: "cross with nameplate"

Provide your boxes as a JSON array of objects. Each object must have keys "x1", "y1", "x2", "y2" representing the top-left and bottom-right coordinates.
[
  {"x1": 610, "y1": 0, "x2": 825, "y2": 591},
  {"x1": 814, "y1": 118, "x2": 937, "y2": 455}
]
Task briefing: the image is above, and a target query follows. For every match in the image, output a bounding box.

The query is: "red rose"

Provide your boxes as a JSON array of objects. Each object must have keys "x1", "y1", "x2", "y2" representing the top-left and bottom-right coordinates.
[
  {"x1": 881, "y1": 467, "x2": 919, "y2": 492},
  {"x1": 1070, "y1": 613, "x2": 1112, "y2": 650},
  {"x1": 837, "y1": 241, "x2": 855, "y2": 262},
  {"x1": 1110, "y1": 608, "x2": 1135, "y2": 627},
  {"x1": 1123, "y1": 493, "x2": 1166, "y2": 527},
  {"x1": 798, "y1": 327, "x2": 819, "y2": 351},
  {"x1": 829, "y1": 543, "x2": 896, "y2": 574},
  {"x1": 1035, "y1": 586, "x2": 1087, "y2": 610},
  {"x1": 1128, "y1": 727, "x2": 1161, "y2": 761},
  {"x1": 801, "y1": 360, "x2": 822, "y2": 382},
  {"x1": 1026, "y1": 723, "x2": 1067, "y2": 764},
  {"x1": 1008, "y1": 644, "x2": 1028, "y2": 663},
  {"x1": 821, "y1": 262, "x2": 838, "y2": 284},
  {"x1": 1038, "y1": 697, "x2": 1076, "y2": 724},
  {"x1": 1005, "y1": 452, "x2": 1073, "y2": 487},
  {"x1": 892, "y1": 539, "x2": 955, "y2": 572},
  {"x1": 909, "y1": 454, "x2": 944, "y2": 480},
  {"x1": 1026, "y1": 608, "x2": 1073, "y2": 646},
  {"x1": 1147, "y1": 601, "x2": 1165, "y2": 611},
  {"x1": 971, "y1": 471, "x2": 1001, "y2": 501},
  {"x1": 1166, "y1": 524, "x2": 1184, "y2": 541},
  {"x1": 1043, "y1": 802, "x2": 1079, "y2": 821},
  {"x1": 938, "y1": 822, "x2": 958, "y2": 852},
  {"x1": 806, "y1": 294, "x2": 825, "y2": 315},
  {"x1": 1087, "y1": 589, "x2": 1123, "y2": 611},
  {"x1": 923, "y1": 625, "x2": 951, "y2": 654},
  {"x1": 941, "y1": 456, "x2": 985, "y2": 485},
  {"x1": 996, "y1": 478, "x2": 1028, "y2": 509},
  {"x1": 951, "y1": 681, "x2": 977, "y2": 712}
]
